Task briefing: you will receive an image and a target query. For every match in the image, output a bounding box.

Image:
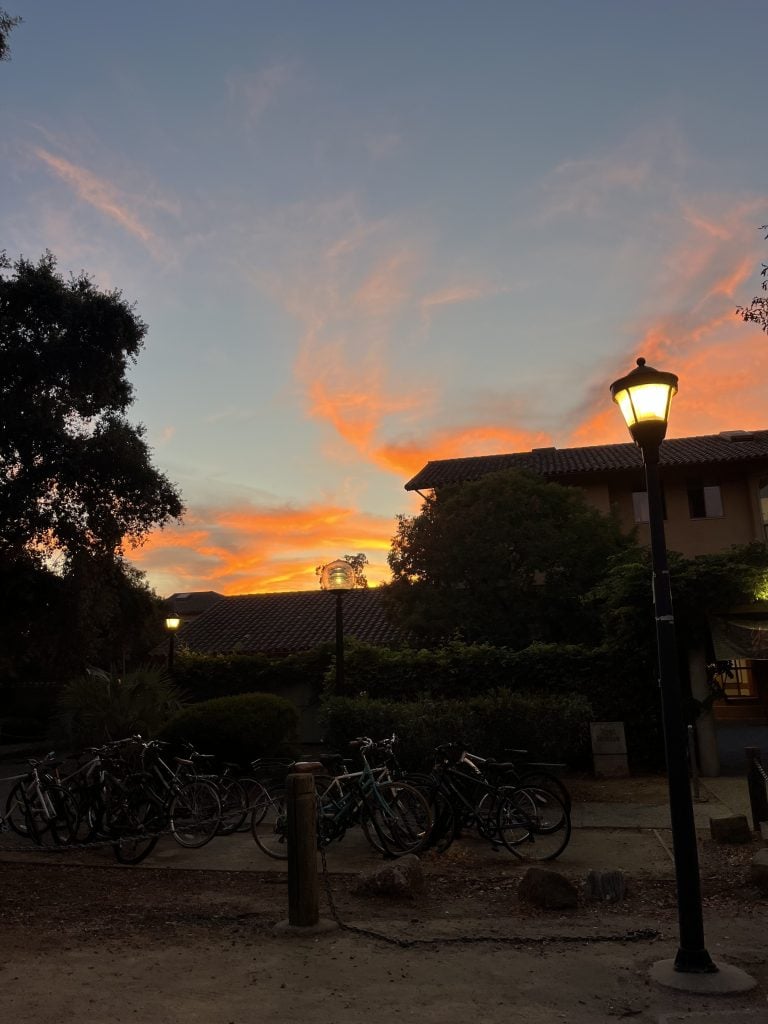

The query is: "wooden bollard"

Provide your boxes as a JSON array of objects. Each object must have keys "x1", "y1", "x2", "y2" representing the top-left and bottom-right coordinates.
[{"x1": 286, "y1": 771, "x2": 319, "y2": 927}]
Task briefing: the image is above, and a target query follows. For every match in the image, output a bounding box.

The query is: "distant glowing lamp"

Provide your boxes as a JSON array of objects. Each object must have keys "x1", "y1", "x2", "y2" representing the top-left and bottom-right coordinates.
[
  {"x1": 165, "y1": 614, "x2": 181, "y2": 673},
  {"x1": 320, "y1": 559, "x2": 356, "y2": 591},
  {"x1": 320, "y1": 559, "x2": 355, "y2": 690}
]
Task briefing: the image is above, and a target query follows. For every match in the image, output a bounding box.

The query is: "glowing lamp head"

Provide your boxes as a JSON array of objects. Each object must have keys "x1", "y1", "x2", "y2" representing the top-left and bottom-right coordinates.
[
  {"x1": 320, "y1": 559, "x2": 356, "y2": 591},
  {"x1": 610, "y1": 357, "x2": 678, "y2": 450},
  {"x1": 165, "y1": 616, "x2": 181, "y2": 631}
]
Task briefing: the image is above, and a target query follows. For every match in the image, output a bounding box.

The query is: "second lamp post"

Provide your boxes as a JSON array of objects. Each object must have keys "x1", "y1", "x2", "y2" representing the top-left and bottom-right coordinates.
[{"x1": 319, "y1": 558, "x2": 356, "y2": 690}]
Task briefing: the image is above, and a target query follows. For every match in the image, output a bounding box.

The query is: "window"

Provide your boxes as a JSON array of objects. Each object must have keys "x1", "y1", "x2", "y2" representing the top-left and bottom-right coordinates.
[
  {"x1": 632, "y1": 488, "x2": 666, "y2": 524},
  {"x1": 632, "y1": 491, "x2": 648, "y2": 523},
  {"x1": 687, "y1": 482, "x2": 723, "y2": 519},
  {"x1": 759, "y1": 478, "x2": 768, "y2": 541},
  {"x1": 719, "y1": 659, "x2": 759, "y2": 700}
]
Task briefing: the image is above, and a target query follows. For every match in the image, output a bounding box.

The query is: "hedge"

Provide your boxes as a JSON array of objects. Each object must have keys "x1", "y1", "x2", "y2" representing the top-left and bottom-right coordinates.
[
  {"x1": 323, "y1": 639, "x2": 663, "y2": 768},
  {"x1": 319, "y1": 690, "x2": 594, "y2": 772},
  {"x1": 172, "y1": 645, "x2": 334, "y2": 703},
  {"x1": 161, "y1": 692, "x2": 299, "y2": 766}
]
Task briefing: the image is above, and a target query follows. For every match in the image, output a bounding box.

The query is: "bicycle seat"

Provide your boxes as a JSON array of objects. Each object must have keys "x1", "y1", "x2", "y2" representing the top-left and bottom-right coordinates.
[{"x1": 291, "y1": 761, "x2": 324, "y2": 774}]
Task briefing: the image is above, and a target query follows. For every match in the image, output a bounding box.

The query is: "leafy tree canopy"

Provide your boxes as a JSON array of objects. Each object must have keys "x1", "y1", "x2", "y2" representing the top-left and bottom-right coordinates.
[
  {"x1": 0, "y1": 251, "x2": 183, "y2": 682},
  {"x1": 588, "y1": 541, "x2": 768, "y2": 656},
  {"x1": 384, "y1": 470, "x2": 635, "y2": 647},
  {"x1": 0, "y1": 7, "x2": 21, "y2": 62},
  {"x1": 736, "y1": 224, "x2": 768, "y2": 335},
  {"x1": 0, "y1": 251, "x2": 183, "y2": 560}
]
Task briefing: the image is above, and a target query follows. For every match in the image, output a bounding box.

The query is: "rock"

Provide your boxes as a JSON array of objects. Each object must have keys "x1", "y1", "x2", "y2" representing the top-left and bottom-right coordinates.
[
  {"x1": 709, "y1": 815, "x2": 752, "y2": 844},
  {"x1": 750, "y1": 848, "x2": 768, "y2": 894},
  {"x1": 517, "y1": 867, "x2": 578, "y2": 910},
  {"x1": 585, "y1": 869, "x2": 626, "y2": 903},
  {"x1": 354, "y1": 854, "x2": 426, "y2": 898}
]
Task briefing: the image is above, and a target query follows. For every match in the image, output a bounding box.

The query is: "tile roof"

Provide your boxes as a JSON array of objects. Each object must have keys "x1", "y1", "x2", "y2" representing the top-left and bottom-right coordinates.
[
  {"x1": 166, "y1": 591, "x2": 225, "y2": 617},
  {"x1": 176, "y1": 589, "x2": 403, "y2": 655},
  {"x1": 404, "y1": 430, "x2": 768, "y2": 491}
]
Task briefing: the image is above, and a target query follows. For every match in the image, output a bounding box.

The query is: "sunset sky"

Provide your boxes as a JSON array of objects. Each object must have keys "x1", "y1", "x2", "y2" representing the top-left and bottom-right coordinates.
[{"x1": 3, "y1": 2, "x2": 767, "y2": 596}]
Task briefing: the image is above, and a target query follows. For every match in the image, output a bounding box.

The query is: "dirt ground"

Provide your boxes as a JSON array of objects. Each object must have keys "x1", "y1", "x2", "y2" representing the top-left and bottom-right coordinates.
[{"x1": 1, "y1": 837, "x2": 766, "y2": 1024}]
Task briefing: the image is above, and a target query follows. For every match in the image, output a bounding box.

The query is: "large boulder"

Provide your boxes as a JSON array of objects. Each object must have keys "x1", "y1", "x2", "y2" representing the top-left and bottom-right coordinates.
[{"x1": 518, "y1": 867, "x2": 578, "y2": 910}]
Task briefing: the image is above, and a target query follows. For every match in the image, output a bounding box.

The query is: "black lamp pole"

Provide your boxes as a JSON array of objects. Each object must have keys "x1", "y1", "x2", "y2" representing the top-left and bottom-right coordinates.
[
  {"x1": 335, "y1": 591, "x2": 345, "y2": 692},
  {"x1": 642, "y1": 440, "x2": 715, "y2": 973},
  {"x1": 611, "y1": 358, "x2": 715, "y2": 975},
  {"x1": 168, "y1": 630, "x2": 176, "y2": 674}
]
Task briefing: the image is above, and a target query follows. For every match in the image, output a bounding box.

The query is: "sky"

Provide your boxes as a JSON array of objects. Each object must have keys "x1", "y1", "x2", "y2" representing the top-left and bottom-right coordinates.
[{"x1": 2, "y1": 1, "x2": 767, "y2": 597}]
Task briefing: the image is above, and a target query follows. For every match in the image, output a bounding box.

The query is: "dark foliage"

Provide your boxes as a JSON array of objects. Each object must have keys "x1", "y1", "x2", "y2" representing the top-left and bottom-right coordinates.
[
  {"x1": 320, "y1": 691, "x2": 593, "y2": 772},
  {"x1": 161, "y1": 692, "x2": 300, "y2": 765},
  {"x1": 385, "y1": 470, "x2": 635, "y2": 647}
]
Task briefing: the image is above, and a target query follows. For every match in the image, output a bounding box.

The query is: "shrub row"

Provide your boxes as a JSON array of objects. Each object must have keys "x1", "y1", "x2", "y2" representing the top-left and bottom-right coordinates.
[{"x1": 319, "y1": 690, "x2": 594, "y2": 772}]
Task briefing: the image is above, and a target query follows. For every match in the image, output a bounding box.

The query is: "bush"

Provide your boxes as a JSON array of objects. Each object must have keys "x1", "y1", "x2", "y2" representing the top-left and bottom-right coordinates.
[
  {"x1": 57, "y1": 665, "x2": 186, "y2": 748},
  {"x1": 161, "y1": 692, "x2": 299, "y2": 766},
  {"x1": 319, "y1": 690, "x2": 593, "y2": 771}
]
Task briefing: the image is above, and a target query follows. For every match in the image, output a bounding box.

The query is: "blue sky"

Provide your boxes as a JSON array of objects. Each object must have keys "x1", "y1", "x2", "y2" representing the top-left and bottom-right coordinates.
[{"x1": 2, "y1": 1, "x2": 767, "y2": 594}]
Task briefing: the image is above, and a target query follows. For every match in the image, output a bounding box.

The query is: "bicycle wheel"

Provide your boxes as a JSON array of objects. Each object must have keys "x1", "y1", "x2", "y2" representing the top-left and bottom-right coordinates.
[
  {"x1": 516, "y1": 771, "x2": 572, "y2": 815},
  {"x1": 216, "y1": 777, "x2": 249, "y2": 836},
  {"x1": 497, "y1": 786, "x2": 571, "y2": 861},
  {"x1": 363, "y1": 781, "x2": 432, "y2": 857},
  {"x1": 111, "y1": 791, "x2": 164, "y2": 865},
  {"x1": 42, "y1": 785, "x2": 80, "y2": 847},
  {"x1": 169, "y1": 780, "x2": 221, "y2": 848},
  {"x1": 237, "y1": 776, "x2": 268, "y2": 829},
  {"x1": 251, "y1": 786, "x2": 289, "y2": 859},
  {"x1": 4, "y1": 780, "x2": 34, "y2": 837}
]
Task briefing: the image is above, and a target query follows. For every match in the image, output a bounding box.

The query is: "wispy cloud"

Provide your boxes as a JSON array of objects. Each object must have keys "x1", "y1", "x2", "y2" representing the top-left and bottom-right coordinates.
[
  {"x1": 567, "y1": 198, "x2": 768, "y2": 446},
  {"x1": 31, "y1": 146, "x2": 178, "y2": 258},
  {"x1": 227, "y1": 62, "x2": 295, "y2": 125}
]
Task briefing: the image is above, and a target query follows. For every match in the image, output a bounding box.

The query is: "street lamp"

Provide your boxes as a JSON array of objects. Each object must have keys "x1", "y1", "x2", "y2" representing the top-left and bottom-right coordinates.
[
  {"x1": 165, "y1": 615, "x2": 180, "y2": 674},
  {"x1": 610, "y1": 357, "x2": 723, "y2": 982},
  {"x1": 319, "y1": 559, "x2": 356, "y2": 691}
]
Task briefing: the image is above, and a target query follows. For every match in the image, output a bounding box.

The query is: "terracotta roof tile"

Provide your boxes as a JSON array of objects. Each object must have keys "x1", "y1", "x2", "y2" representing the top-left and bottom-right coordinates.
[
  {"x1": 404, "y1": 430, "x2": 768, "y2": 491},
  {"x1": 176, "y1": 589, "x2": 402, "y2": 655}
]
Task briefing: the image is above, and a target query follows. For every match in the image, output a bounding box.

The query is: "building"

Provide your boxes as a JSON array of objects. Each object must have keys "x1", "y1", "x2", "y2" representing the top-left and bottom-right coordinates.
[{"x1": 405, "y1": 429, "x2": 768, "y2": 773}]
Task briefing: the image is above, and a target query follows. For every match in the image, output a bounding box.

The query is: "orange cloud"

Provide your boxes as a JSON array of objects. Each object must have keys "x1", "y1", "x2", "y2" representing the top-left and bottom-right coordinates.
[
  {"x1": 374, "y1": 425, "x2": 553, "y2": 479},
  {"x1": 130, "y1": 501, "x2": 396, "y2": 595}
]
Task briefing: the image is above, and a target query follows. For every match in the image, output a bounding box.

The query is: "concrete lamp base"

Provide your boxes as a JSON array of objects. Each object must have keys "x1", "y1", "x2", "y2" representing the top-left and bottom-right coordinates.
[{"x1": 650, "y1": 959, "x2": 756, "y2": 994}]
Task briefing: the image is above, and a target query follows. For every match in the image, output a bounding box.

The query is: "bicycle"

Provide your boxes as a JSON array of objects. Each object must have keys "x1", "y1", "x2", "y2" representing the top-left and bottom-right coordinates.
[
  {"x1": 3, "y1": 754, "x2": 79, "y2": 848},
  {"x1": 251, "y1": 738, "x2": 432, "y2": 860},
  {"x1": 419, "y1": 743, "x2": 571, "y2": 861}
]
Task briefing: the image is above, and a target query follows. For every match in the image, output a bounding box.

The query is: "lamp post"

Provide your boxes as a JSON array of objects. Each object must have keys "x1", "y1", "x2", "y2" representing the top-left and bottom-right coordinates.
[
  {"x1": 610, "y1": 357, "x2": 717, "y2": 975},
  {"x1": 319, "y1": 559, "x2": 356, "y2": 691},
  {"x1": 165, "y1": 615, "x2": 180, "y2": 674}
]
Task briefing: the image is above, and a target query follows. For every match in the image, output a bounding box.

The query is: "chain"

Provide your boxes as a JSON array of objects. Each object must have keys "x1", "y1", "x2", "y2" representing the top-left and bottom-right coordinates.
[{"x1": 319, "y1": 843, "x2": 660, "y2": 949}]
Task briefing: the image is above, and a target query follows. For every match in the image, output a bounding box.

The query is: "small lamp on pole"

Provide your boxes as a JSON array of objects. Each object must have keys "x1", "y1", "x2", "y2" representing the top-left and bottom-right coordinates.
[
  {"x1": 319, "y1": 559, "x2": 356, "y2": 691},
  {"x1": 165, "y1": 615, "x2": 181, "y2": 674}
]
